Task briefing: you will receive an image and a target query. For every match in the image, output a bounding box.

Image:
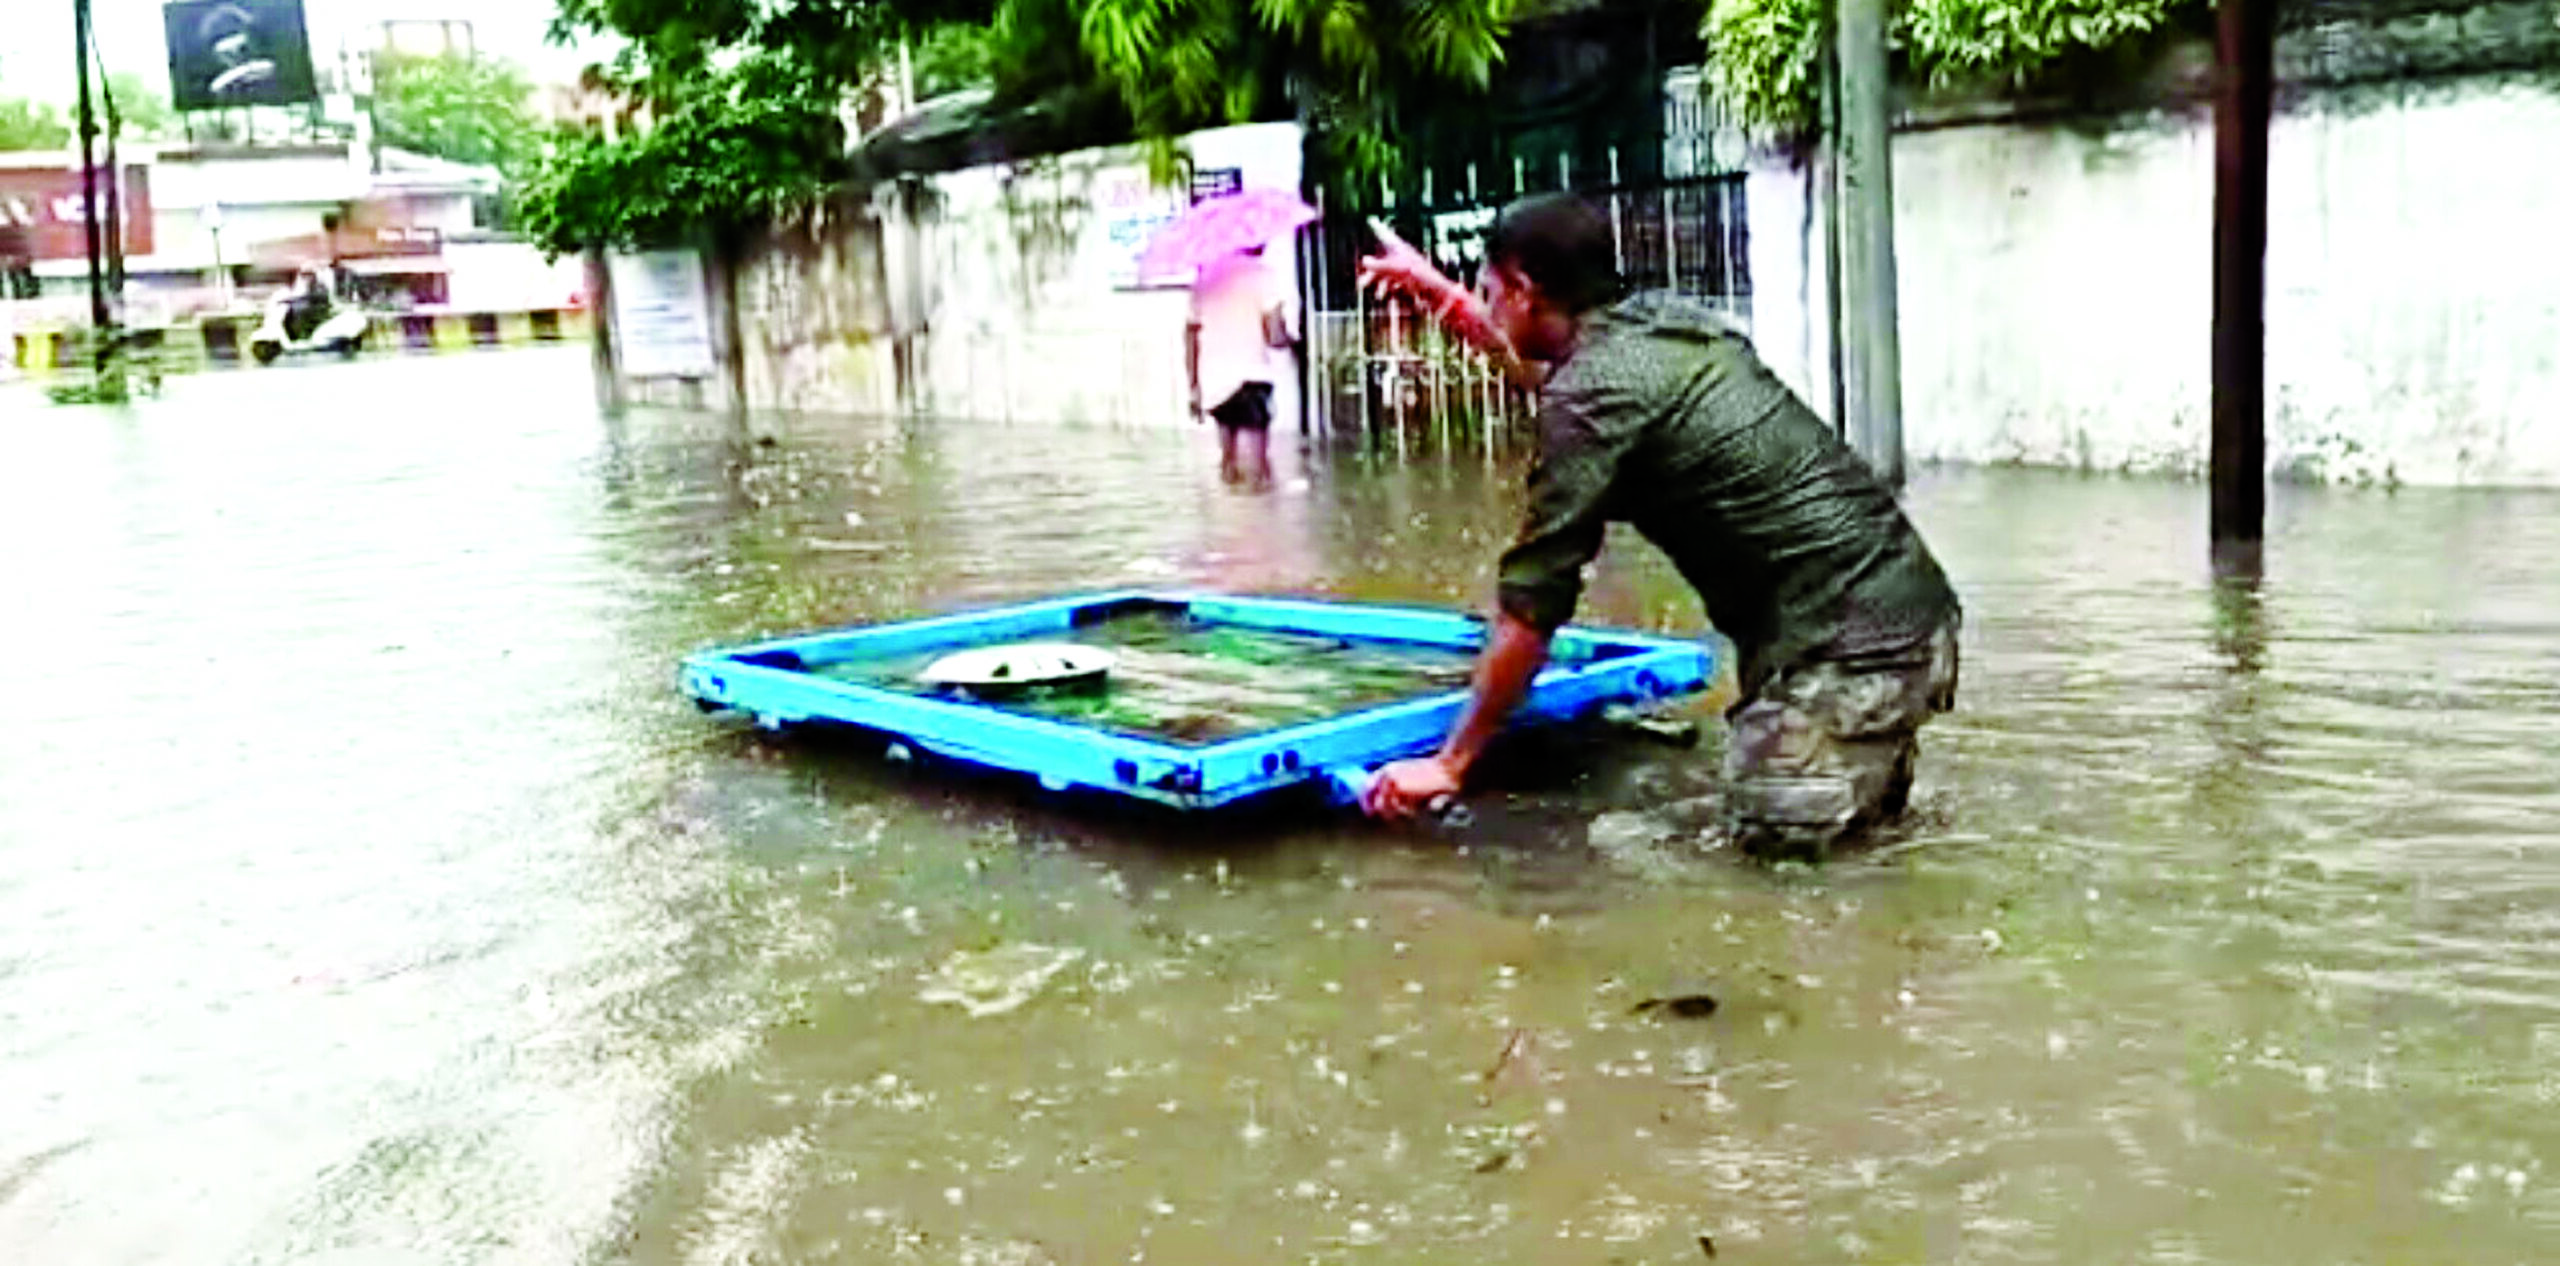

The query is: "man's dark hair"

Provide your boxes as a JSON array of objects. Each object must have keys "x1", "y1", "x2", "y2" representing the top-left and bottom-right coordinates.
[{"x1": 1486, "y1": 194, "x2": 1623, "y2": 314}]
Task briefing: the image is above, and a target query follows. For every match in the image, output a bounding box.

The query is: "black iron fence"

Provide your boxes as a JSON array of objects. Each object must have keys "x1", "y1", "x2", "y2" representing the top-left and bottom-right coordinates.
[
  {"x1": 1296, "y1": 169, "x2": 1752, "y2": 449},
  {"x1": 1312, "y1": 171, "x2": 1751, "y2": 309}
]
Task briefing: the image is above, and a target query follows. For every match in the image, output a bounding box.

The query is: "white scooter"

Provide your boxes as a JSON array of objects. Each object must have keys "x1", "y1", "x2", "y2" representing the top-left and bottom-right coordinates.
[{"x1": 248, "y1": 282, "x2": 368, "y2": 365}]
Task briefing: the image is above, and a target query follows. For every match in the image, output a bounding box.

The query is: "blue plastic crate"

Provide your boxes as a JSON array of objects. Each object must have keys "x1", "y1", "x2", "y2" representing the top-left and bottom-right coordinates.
[{"x1": 679, "y1": 591, "x2": 1714, "y2": 810}]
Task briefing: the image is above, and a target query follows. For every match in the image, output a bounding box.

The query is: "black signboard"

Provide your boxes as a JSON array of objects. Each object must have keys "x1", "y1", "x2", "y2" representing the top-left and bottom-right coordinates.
[
  {"x1": 1189, "y1": 167, "x2": 1243, "y2": 204},
  {"x1": 164, "y1": 0, "x2": 320, "y2": 111}
]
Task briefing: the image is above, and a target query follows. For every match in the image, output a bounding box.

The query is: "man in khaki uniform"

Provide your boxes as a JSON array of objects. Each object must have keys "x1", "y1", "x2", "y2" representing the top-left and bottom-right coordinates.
[{"x1": 1356, "y1": 196, "x2": 1962, "y2": 859}]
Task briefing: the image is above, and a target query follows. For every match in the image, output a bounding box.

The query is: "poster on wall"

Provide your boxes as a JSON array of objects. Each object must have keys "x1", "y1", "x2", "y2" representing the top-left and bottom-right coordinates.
[
  {"x1": 608, "y1": 250, "x2": 716, "y2": 378},
  {"x1": 1101, "y1": 171, "x2": 1189, "y2": 291},
  {"x1": 1429, "y1": 205, "x2": 1498, "y2": 275}
]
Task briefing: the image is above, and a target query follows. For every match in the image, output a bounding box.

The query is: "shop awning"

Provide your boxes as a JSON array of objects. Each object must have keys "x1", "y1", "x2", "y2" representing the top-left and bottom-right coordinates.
[{"x1": 342, "y1": 255, "x2": 451, "y2": 276}]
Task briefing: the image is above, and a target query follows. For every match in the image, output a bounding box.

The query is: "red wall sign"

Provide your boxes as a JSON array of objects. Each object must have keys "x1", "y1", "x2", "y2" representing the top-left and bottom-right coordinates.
[{"x1": 0, "y1": 166, "x2": 156, "y2": 261}]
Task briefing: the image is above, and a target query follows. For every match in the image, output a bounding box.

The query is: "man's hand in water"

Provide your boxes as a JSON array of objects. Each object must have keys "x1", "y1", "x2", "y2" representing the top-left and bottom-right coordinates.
[{"x1": 1361, "y1": 756, "x2": 1462, "y2": 822}]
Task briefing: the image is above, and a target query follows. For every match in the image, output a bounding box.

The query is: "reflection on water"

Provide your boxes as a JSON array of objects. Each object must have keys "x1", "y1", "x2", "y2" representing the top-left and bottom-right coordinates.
[{"x1": 4, "y1": 352, "x2": 2559, "y2": 1263}]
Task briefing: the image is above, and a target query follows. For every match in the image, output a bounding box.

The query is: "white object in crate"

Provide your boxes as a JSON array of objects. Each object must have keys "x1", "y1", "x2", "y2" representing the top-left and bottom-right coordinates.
[{"x1": 918, "y1": 643, "x2": 1115, "y2": 694}]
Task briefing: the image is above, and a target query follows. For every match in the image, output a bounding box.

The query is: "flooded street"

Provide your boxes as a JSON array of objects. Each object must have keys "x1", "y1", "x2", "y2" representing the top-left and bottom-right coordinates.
[{"x1": 5, "y1": 349, "x2": 2559, "y2": 1264}]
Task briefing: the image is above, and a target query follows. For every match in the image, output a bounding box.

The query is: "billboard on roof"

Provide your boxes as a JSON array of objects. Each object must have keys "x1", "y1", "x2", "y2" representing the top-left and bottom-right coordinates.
[{"x1": 164, "y1": 0, "x2": 321, "y2": 111}]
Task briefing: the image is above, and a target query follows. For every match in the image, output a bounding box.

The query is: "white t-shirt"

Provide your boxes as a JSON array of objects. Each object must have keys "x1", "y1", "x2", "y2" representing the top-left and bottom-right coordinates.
[{"x1": 1189, "y1": 252, "x2": 1296, "y2": 409}]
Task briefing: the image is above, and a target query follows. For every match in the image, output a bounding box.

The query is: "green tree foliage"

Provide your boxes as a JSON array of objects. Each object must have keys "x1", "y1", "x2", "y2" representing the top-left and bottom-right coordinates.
[
  {"x1": 0, "y1": 72, "x2": 174, "y2": 151},
  {"x1": 99, "y1": 73, "x2": 178, "y2": 141},
  {"x1": 976, "y1": 0, "x2": 1516, "y2": 181},
  {"x1": 523, "y1": 0, "x2": 2198, "y2": 250},
  {"x1": 532, "y1": 0, "x2": 1517, "y2": 250},
  {"x1": 910, "y1": 21, "x2": 999, "y2": 99},
  {"x1": 549, "y1": 0, "x2": 993, "y2": 97},
  {"x1": 0, "y1": 98, "x2": 73, "y2": 150},
  {"x1": 515, "y1": 57, "x2": 850, "y2": 257},
  {"x1": 1704, "y1": 0, "x2": 2196, "y2": 138},
  {"x1": 525, "y1": 0, "x2": 931, "y2": 253},
  {"x1": 372, "y1": 52, "x2": 542, "y2": 171}
]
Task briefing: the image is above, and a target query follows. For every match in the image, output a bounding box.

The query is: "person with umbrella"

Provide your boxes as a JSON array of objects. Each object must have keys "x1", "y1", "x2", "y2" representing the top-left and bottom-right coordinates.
[{"x1": 1143, "y1": 189, "x2": 1312, "y2": 489}]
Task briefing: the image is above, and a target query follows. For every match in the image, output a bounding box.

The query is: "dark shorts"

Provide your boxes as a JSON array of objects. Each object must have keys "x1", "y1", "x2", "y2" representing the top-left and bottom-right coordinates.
[
  {"x1": 1210, "y1": 382, "x2": 1274, "y2": 430},
  {"x1": 1722, "y1": 618, "x2": 1962, "y2": 861}
]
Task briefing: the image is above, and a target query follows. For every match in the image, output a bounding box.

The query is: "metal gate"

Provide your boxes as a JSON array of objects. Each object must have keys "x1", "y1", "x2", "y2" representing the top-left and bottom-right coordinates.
[{"x1": 1296, "y1": 164, "x2": 1753, "y2": 452}]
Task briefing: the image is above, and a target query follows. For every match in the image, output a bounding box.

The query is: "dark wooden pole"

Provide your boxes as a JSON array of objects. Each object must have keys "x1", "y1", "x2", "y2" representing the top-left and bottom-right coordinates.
[
  {"x1": 1838, "y1": 0, "x2": 1905, "y2": 487},
  {"x1": 72, "y1": 0, "x2": 109, "y2": 333},
  {"x1": 584, "y1": 249, "x2": 626, "y2": 414},
  {"x1": 2211, "y1": 0, "x2": 2274, "y2": 558}
]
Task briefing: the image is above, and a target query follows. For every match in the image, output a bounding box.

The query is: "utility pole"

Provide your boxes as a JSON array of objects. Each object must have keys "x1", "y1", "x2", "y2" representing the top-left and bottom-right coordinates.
[
  {"x1": 1835, "y1": 0, "x2": 1905, "y2": 486},
  {"x1": 1817, "y1": 39, "x2": 1847, "y2": 435},
  {"x1": 2211, "y1": 0, "x2": 2274, "y2": 565},
  {"x1": 103, "y1": 68, "x2": 126, "y2": 301},
  {"x1": 72, "y1": 0, "x2": 111, "y2": 338}
]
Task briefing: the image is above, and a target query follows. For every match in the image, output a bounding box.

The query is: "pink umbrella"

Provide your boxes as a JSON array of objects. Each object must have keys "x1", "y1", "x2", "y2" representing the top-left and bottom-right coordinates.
[{"x1": 1137, "y1": 188, "x2": 1317, "y2": 280}]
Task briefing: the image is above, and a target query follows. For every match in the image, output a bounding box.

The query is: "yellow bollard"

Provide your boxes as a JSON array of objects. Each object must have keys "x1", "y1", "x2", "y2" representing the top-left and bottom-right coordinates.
[{"x1": 431, "y1": 314, "x2": 473, "y2": 353}]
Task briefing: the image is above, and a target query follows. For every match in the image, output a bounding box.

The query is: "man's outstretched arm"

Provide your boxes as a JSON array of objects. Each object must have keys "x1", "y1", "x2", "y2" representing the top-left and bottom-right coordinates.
[
  {"x1": 1359, "y1": 379, "x2": 1627, "y2": 823},
  {"x1": 1355, "y1": 222, "x2": 1544, "y2": 392}
]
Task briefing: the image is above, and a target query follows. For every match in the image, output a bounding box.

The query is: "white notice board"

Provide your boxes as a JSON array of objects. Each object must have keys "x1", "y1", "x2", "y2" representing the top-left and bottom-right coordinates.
[
  {"x1": 1100, "y1": 170, "x2": 1189, "y2": 291},
  {"x1": 608, "y1": 250, "x2": 716, "y2": 378}
]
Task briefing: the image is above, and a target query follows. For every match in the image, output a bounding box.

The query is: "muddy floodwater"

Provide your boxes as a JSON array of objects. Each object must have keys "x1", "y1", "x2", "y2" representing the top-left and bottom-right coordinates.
[{"x1": 5, "y1": 349, "x2": 2558, "y2": 1264}]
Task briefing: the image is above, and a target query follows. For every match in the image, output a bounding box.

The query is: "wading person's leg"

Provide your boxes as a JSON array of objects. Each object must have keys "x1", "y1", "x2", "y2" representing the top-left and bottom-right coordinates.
[
  {"x1": 1239, "y1": 417, "x2": 1272, "y2": 490},
  {"x1": 1211, "y1": 384, "x2": 1275, "y2": 490},
  {"x1": 1216, "y1": 422, "x2": 1241, "y2": 483},
  {"x1": 1722, "y1": 623, "x2": 1958, "y2": 861}
]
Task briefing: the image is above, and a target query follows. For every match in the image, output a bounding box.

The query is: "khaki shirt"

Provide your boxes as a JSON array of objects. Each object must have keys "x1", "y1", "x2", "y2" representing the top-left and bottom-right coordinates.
[{"x1": 1495, "y1": 293, "x2": 1962, "y2": 697}]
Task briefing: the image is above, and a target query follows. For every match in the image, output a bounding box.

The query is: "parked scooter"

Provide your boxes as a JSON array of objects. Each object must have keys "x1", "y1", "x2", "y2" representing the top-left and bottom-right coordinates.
[{"x1": 248, "y1": 268, "x2": 368, "y2": 365}]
